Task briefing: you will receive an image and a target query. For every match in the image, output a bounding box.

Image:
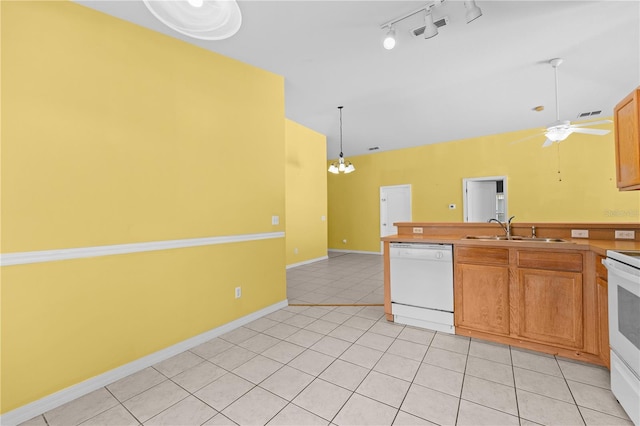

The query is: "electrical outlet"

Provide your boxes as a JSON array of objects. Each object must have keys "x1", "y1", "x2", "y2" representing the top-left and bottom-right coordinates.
[
  {"x1": 571, "y1": 229, "x2": 589, "y2": 238},
  {"x1": 413, "y1": 227, "x2": 424, "y2": 234},
  {"x1": 235, "y1": 287, "x2": 241, "y2": 299},
  {"x1": 294, "y1": 248, "x2": 299, "y2": 254},
  {"x1": 271, "y1": 215, "x2": 279, "y2": 225},
  {"x1": 615, "y1": 230, "x2": 635, "y2": 240}
]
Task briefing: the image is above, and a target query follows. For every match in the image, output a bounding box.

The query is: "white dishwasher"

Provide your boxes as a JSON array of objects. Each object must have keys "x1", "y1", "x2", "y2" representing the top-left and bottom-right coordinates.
[{"x1": 390, "y1": 243, "x2": 454, "y2": 334}]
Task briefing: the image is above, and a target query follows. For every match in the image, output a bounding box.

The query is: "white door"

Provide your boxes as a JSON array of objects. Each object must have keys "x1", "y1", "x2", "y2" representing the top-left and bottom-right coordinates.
[
  {"x1": 380, "y1": 185, "x2": 412, "y2": 251},
  {"x1": 465, "y1": 180, "x2": 497, "y2": 222}
]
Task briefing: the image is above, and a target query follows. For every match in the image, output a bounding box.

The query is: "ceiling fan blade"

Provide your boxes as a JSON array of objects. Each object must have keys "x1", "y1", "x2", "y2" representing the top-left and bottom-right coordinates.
[
  {"x1": 570, "y1": 127, "x2": 610, "y2": 136},
  {"x1": 542, "y1": 138, "x2": 554, "y2": 147},
  {"x1": 510, "y1": 132, "x2": 545, "y2": 145},
  {"x1": 571, "y1": 119, "x2": 612, "y2": 128}
]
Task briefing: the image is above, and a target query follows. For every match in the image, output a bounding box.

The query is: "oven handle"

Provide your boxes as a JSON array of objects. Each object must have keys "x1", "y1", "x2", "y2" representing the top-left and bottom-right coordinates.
[{"x1": 603, "y1": 258, "x2": 640, "y2": 282}]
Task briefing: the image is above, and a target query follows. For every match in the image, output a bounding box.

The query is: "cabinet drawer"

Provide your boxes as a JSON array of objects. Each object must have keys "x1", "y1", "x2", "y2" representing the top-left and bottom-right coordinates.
[
  {"x1": 517, "y1": 250, "x2": 582, "y2": 272},
  {"x1": 455, "y1": 246, "x2": 509, "y2": 265},
  {"x1": 595, "y1": 255, "x2": 608, "y2": 280}
]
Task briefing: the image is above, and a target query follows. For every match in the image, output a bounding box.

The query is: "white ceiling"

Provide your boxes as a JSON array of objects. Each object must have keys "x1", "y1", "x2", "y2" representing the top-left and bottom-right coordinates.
[{"x1": 76, "y1": 0, "x2": 640, "y2": 159}]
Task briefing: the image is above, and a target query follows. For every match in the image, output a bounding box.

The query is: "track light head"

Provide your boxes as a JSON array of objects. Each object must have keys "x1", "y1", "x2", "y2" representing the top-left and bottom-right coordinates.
[
  {"x1": 423, "y1": 12, "x2": 438, "y2": 39},
  {"x1": 464, "y1": 0, "x2": 482, "y2": 23},
  {"x1": 383, "y1": 26, "x2": 396, "y2": 50}
]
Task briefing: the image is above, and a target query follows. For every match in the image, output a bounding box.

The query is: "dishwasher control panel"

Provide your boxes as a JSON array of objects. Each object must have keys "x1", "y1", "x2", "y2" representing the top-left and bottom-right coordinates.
[{"x1": 389, "y1": 243, "x2": 453, "y2": 261}]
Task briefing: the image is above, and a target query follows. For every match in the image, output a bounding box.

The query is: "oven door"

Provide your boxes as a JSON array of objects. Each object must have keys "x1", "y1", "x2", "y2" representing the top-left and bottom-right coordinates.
[{"x1": 604, "y1": 257, "x2": 640, "y2": 378}]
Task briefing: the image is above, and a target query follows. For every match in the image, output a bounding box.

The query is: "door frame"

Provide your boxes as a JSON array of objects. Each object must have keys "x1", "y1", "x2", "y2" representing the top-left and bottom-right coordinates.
[
  {"x1": 462, "y1": 176, "x2": 507, "y2": 223},
  {"x1": 380, "y1": 184, "x2": 412, "y2": 252}
]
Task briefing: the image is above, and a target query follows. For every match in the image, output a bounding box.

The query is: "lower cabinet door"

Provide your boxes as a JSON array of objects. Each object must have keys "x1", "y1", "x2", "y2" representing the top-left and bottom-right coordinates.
[
  {"x1": 518, "y1": 268, "x2": 583, "y2": 349},
  {"x1": 455, "y1": 263, "x2": 510, "y2": 335}
]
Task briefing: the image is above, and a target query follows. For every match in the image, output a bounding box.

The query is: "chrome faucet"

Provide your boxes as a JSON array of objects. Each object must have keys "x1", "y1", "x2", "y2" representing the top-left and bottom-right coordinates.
[{"x1": 488, "y1": 216, "x2": 516, "y2": 239}]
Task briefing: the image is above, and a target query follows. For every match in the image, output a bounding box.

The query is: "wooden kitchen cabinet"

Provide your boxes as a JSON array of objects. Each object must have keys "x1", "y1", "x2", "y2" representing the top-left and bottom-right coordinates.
[
  {"x1": 454, "y1": 247, "x2": 510, "y2": 335},
  {"x1": 454, "y1": 246, "x2": 593, "y2": 357},
  {"x1": 614, "y1": 87, "x2": 640, "y2": 190},
  {"x1": 596, "y1": 254, "x2": 610, "y2": 367},
  {"x1": 516, "y1": 250, "x2": 584, "y2": 349},
  {"x1": 515, "y1": 250, "x2": 584, "y2": 349},
  {"x1": 518, "y1": 268, "x2": 583, "y2": 349}
]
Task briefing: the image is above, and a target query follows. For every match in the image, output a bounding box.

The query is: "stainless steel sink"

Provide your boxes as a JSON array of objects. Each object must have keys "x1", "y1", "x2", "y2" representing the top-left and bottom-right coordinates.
[
  {"x1": 463, "y1": 235, "x2": 570, "y2": 243},
  {"x1": 464, "y1": 235, "x2": 511, "y2": 240}
]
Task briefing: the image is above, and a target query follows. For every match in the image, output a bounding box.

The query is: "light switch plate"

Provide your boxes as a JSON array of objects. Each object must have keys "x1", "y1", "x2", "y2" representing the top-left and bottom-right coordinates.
[{"x1": 271, "y1": 215, "x2": 279, "y2": 225}]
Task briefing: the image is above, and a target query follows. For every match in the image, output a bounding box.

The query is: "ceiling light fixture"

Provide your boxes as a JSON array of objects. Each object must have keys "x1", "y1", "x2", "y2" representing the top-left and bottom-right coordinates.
[
  {"x1": 380, "y1": 0, "x2": 481, "y2": 49},
  {"x1": 187, "y1": 0, "x2": 204, "y2": 8},
  {"x1": 383, "y1": 26, "x2": 397, "y2": 50},
  {"x1": 423, "y1": 11, "x2": 438, "y2": 39},
  {"x1": 328, "y1": 106, "x2": 355, "y2": 174},
  {"x1": 464, "y1": 0, "x2": 483, "y2": 23},
  {"x1": 143, "y1": 0, "x2": 242, "y2": 41}
]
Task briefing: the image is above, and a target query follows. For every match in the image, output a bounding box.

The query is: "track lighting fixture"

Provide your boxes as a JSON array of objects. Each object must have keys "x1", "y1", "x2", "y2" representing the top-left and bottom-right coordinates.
[
  {"x1": 328, "y1": 106, "x2": 355, "y2": 175},
  {"x1": 423, "y1": 11, "x2": 438, "y2": 39},
  {"x1": 383, "y1": 26, "x2": 397, "y2": 50},
  {"x1": 464, "y1": 0, "x2": 482, "y2": 23},
  {"x1": 380, "y1": 0, "x2": 482, "y2": 49}
]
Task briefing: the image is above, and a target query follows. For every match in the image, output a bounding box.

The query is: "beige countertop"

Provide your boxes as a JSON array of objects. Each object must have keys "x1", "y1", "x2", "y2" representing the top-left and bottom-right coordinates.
[{"x1": 381, "y1": 235, "x2": 640, "y2": 255}]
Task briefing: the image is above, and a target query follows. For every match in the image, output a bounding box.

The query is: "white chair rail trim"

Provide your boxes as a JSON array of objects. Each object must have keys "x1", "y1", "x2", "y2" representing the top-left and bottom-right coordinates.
[{"x1": 0, "y1": 232, "x2": 285, "y2": 266}]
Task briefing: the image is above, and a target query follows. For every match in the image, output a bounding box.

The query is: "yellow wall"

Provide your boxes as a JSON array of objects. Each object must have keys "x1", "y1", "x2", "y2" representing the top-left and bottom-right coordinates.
[
  {"x1": 285, "y1": 120, "x2": 328, "y2": 265},
  {"x1": 328, "y1": 125, "x2": 640, "y2": 252},
  {"x1": 1, "y1": 1, "x2": 285, "y2": 412}
]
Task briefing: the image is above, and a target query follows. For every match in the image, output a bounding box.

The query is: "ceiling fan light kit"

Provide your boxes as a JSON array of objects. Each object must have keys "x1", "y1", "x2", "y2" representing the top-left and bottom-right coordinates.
[
  {"x1": 539, "y1": 58, "x2": 612, "y2": 147},
  {"x1": 380, "y1": 0, "x2": 481, "y2": 49},
  {"x1": 328, "y1": 106, "x2": 355, "y2": 175},
  {"x1": 143, "y1": 0, "x2": 242, "y2": 41}
]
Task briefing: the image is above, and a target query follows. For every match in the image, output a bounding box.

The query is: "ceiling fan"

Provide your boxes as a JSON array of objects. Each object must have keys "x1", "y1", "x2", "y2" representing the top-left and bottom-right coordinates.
[{"x1": 526, "y1": 58, "x2": 612, "y2": 147}]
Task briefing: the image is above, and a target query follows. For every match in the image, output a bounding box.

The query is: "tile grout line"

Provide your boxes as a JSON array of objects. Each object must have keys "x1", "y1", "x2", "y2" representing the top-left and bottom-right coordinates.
[
  {"x1": 454, "y1": 336, "x2": 472, "y2": 425},
  {"x1": 508, "y1": 344, "x2": 523, "y2": 424},
  {"x1": 554, "y1": 355, "x2": 588, "y2": 426},
  {"x1": 389, "y1": 327, "x2": 436, "y2": 425}
]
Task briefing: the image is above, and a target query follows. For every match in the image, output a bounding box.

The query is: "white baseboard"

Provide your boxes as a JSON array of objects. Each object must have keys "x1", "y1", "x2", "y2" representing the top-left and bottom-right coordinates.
[
  {"x1": 328, "y1": 249, "x2": 382, "y2": 255},
  {"x1": 0, "y1": 299, "x2": 289, "y2": 426},
  {"x1": 286, "y1": 255, "x2": 329, "y2": 269}
]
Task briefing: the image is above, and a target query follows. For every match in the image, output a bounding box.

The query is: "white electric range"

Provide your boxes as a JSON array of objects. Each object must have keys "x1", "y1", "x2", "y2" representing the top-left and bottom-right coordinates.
[{"x1": 603, "y1": 250, "x2": 640, "y2": 425}]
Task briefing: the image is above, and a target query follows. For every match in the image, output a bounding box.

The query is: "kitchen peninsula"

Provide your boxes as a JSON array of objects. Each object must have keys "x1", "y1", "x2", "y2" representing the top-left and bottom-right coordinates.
[{"x1": 382, "y1": 222, "x2": 640, "y2": 367}]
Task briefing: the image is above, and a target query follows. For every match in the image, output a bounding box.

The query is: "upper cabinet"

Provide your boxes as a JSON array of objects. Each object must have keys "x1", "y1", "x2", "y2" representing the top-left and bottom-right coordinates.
[{"x1": 614, "y1": 87, "x2": 640, "y2": 190}]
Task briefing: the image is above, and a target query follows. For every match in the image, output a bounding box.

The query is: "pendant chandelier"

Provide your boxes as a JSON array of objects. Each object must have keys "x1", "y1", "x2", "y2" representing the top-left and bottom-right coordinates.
[{"x1": 328, "y1": 106, "x2": 355, "y2": 174}]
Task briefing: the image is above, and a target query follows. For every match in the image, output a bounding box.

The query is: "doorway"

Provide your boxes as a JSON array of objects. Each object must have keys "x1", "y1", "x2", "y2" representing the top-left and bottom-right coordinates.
[
  {"x1": 463, "y1": 176, "x2": 507, "y2": 223},
  {"x1": 380, "y1": 185, "x2": 412, "y2": 252}
]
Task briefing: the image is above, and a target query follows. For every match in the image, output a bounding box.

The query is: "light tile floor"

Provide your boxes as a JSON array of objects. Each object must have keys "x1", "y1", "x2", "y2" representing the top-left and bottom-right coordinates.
[{"x1": 21, "y1": 253, "x2": 633, "y2": 426}]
